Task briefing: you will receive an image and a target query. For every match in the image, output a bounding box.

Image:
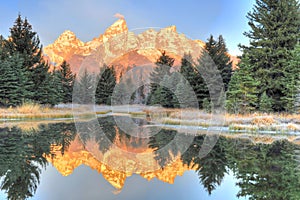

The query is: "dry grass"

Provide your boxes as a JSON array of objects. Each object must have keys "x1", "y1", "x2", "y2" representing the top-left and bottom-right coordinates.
[
  {"x1": 144, "y1": 107, "x2": 212, "y2": 120},
  {"x1": 2, "y1": 104, "x2": 300, "y2": 134},
  {"x1": 16, "y1": 102, "x2": 43, "y2": 114},
  {"x1": 0, "y1": 102, "x2": 94, "y2": 120},
  {"x1": 159, "y1": 117, "x2": 210, "y2": 127},
  {"x1": 287, "y1": 123, "x2": 300, "y2": 131},
  {"x1": 251, "y1": 116, "x2": 275, "y2": 126}
]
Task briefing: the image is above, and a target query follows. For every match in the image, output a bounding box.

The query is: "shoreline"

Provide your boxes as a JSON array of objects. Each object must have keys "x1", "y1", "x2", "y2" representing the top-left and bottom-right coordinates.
[{"x1": 1, "y1": 104, "x2": 300, "y2": 136}]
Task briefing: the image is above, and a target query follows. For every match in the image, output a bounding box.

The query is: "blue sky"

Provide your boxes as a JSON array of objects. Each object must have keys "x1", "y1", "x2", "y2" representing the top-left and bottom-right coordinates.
[{"x1": 0, "y1": 0, "x2": 256, "y2": 55}]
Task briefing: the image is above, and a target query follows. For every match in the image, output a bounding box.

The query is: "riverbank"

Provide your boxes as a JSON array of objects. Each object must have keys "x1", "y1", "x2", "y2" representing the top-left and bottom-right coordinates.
[
  {"x1": 148, "y1": 108, "x2": 300, "y2": 134},
  {"x1": 1, "y1": 104, "x2": 300, "y2": 135}
]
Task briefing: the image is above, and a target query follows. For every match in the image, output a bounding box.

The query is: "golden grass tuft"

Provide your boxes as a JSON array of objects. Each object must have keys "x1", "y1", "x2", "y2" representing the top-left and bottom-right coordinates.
[
  {"x1": 16, "y1": 102, "x2": 43, "y2": 114},
  {"x1": 287, "y1": 123, "x2": 300, "y2": 131},
  {"x1": 251, "y1": 116, "x2": 275, "y2": 126},
  {"x1": 252, "y1": 136, "x2": 275, "y2": 144},
  {"x1": 0, "y1": 102, "x2": 76, "y2": 119}
]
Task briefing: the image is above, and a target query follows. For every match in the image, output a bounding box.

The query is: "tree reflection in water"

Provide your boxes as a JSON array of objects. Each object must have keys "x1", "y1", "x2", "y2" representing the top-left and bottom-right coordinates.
[
  {"x1": 0, "y1": 116, "x2": 299, "y2": 200},
  {"x1": 149, "y1": 129, "x2": 300, "y2": 199},
  {"x1": 0, "y1": 123, "x2": 76, "y2": 200}
]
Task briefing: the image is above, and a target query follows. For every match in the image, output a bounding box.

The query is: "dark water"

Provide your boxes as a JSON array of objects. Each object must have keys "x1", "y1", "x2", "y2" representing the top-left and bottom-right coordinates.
[{"x1": 0, "y1": 116, "x2": 299, "y2": 200}]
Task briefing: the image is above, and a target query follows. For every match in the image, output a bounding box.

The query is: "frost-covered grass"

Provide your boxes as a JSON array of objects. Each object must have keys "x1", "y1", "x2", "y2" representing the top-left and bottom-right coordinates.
[{"x1": 144, "y1": 107, "x2": 300, "y2": 134}]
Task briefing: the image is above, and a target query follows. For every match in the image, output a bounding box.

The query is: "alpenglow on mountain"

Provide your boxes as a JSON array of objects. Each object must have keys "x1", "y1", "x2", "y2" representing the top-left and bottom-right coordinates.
[{"x1": 44, "y1": 18, "x2": 238, "y2": 74}]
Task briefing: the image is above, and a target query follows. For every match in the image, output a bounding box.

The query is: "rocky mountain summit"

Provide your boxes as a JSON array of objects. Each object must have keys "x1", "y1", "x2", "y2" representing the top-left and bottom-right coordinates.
[{"x1": 44, "y1": 18, "x2": 237, "y2": 75}]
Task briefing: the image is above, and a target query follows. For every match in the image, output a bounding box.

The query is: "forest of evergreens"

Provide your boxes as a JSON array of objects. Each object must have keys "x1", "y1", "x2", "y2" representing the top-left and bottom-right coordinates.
[{"x1": 0, "y1": 0, "x2": 299, "y2": 114}]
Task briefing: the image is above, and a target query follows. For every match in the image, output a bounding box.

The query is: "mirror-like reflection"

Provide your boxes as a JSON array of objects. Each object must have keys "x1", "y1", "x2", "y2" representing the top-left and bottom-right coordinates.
[
  {"x1": 0, "y1": 123, "x2": 76, "y2": 200},
  {"x1": 0, "y1": 116, "x2": 299, "y2": 200}
]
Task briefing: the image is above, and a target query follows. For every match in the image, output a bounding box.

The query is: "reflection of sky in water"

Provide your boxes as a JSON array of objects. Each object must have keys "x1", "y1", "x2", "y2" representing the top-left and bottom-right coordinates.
[
  {"x1": 0, "y1": 118, "x2": 298, "y2": 199},
  {"x1": 0, "y1": 165, "x2": 247, "y2": 200}
]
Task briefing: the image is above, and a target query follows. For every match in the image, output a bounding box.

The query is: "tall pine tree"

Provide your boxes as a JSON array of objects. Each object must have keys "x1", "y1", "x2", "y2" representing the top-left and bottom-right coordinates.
[
  {"x1": 180, "y1": 53, "x2": 208, "y2": 108},
  {"x1": 5, "y1": 14, "x2": 58, "y2": 105},
  {"x1": 239, "y1": 0, "x2": 300, "y2": 111},
  {"x1": 227, "y1": 56, "x2": 260, "y2": 114},
  {"x1": 57, "y1": 60, "x2": 76, "y2": 103},
  {"x1": 37, "y1": 70, "x2": 63, "y2": 106},
  {"x1": 147, "y1": 51, "x2": 174, "y2": 105},
  {"x1": 95, "y1": 65, "x2": 116, "y2": 105},
  {"x1": 282, "y1": 43, "x2": 300, "y2": 113},
  {"x1": 196, "y1": 52, "x2": 224, "y2": 111},
  {"x1": 73, "y1": 69, "x2": 96, "y2": 104},
  {"x1": 0, "y1": 53, "x2": 32, "y2": 107},
  {"x1": 205, "y1": 35, "x2": 232, "y2": 91}
]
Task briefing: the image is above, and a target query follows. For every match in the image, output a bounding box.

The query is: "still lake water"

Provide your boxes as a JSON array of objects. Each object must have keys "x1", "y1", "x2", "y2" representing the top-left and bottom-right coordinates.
[{"x1": 0, "y1": 116, "x2": 299, "y2": 200}]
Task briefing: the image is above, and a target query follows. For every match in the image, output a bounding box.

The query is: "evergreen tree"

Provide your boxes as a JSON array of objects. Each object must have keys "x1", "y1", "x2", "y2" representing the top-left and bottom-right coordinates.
[
  {"x1": 282, "y1": 43, "x2": 300, "y2": 113},
  {"x1": 5, "y1": 15, "x2": 43, "y2": 70},
  {"x1": 95, "y1": 65, "x2": 116, "y2": 105},
  {"x1": 50, "y1": 71, "x2": 64, "y2": 105},
  {"x1": 57, "y1": 60, "x2": 76, "y2": 104},
  {"x1": 240, "y1": 0, "x2": 300, "y2": 111},
  {"x1": 202, "y1": 98, "x2": 211, "y2": 113},
  {"x1": 180, "y1": 53, "x2": 208, "y2": 108},
  {"x1": 36, "y1": 70, "x2": 63, "y2": 106},
  {"x1": 174, "y1": 78, "x2": 197, "y2": 108},
  {"x1": 196, "y1": 52, "x2": 224, "y2": 111},
  {"x1": 73, "y1": 69, "x2": 96, "y2": 104},
  {"x1": 31, "y1": 66, "x2": 57, "y2": 105},
  {"x1": 0, "y1": 53, "x2": 32, "y2": 107},
  {"x1": 226, "y1": 56, "x2": 260, "y2": 114},
  {"x1": 111, "y1": 72, "x2": 136, "y2": 105},
  {"x1": 158, "y1": 76, "x2": 174, "y2": 108},
  {"x1": 259, "y1": 91, "x2": 273, "y2": 113},
  {"x1": 148, "y1": 51, "x2": 174, "y2": 105},
  {"x1": 295, "y1": 90, "x2": 300, "y2": 114},
  {"x1": 205, "y1": 35, "x2": 232, "y2": 91},
  {"x1": 5, "y1": 14, "x2": 56, "y2": 104}
]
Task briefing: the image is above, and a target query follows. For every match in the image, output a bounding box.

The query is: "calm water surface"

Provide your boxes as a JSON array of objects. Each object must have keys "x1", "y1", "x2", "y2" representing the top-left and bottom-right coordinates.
[{"x1": 0, "y1": 116, "x2": 299, "y2": 200}]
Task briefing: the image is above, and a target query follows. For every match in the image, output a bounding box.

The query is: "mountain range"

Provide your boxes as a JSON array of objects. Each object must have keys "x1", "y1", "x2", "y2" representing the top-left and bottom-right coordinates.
[{"x1": 44, "y1": 18, "x2": 238, "y2": 76}]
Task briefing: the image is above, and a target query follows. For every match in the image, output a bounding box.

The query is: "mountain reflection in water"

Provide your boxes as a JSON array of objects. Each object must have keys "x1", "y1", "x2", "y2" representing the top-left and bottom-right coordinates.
[{"x1": 0, "y1": 116, "x2": 299, "y2": 200}]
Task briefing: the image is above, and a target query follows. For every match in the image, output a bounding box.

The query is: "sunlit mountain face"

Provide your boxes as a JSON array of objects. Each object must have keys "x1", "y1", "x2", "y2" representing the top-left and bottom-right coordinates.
[
  {"x1": 43, "y1": 18, "x2": 239, "y2": 77},
  {"x1": 0, "y1": 116, "x2": 299, "y2": 200}
]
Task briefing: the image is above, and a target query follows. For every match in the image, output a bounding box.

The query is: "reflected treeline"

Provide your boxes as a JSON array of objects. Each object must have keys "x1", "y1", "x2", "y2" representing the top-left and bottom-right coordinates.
[
  {"x1": 0, "y1": 123, "x2": 76, "y2": 200},
  {"x1": 149, "y1": 131, "x2": 300, "y2": 199},
  {"x1": 78, "y1": 116, "x2": 150, "y2": 155},
  {"x1": 148, "y1": 129, "x2": 177, "y2": 167},
  {"x1": 1, "y1": 116, "x2": 300, "y2": 200},
  {"x1": 182, "y1": 136, "x2": 228, "y2": 195}
]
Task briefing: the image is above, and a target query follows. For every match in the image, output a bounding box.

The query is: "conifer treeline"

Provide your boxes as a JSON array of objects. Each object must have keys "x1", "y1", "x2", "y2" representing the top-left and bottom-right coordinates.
[
  {"x1": 1, "y1": 0, "x2": 299, "y2": 115},
  {"x1": 147, "y1": 35, "x2": 232, "y2": 109},
  {"x1": 227, "y1": 0, "x2": 300, "y2": 113},
  {"x1": 72, "y1": 35, "x2": 231, "y2": 109},
  {"x1": 0, "y1": 15, "x2": 76, "y2": 107},
  {"x1": 147, "y1": 0, "x2": 300, "y2": 113}
]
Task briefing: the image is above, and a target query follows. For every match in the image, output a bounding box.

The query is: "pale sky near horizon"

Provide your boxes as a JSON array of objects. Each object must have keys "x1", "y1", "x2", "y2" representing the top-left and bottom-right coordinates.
[{"x1": 0, "y1": 0, "x2": 256, "y2": 55}]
